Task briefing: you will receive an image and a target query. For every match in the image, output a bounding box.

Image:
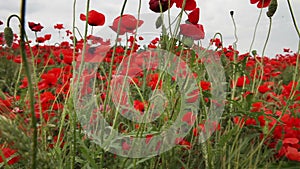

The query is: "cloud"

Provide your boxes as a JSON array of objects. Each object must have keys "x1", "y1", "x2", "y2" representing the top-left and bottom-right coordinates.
[{"x1": 0, "y1": 0, "x2": 299, "y2": 57}]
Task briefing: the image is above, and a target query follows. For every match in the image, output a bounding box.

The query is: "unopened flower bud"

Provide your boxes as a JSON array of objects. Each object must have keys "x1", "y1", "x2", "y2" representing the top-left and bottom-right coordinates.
[
  {"x1": 267, "y1": 0, "x2": 278, "y2": 18},
  {"x1": 4, "y1": 27, "x2": 13, "y2": 47}
]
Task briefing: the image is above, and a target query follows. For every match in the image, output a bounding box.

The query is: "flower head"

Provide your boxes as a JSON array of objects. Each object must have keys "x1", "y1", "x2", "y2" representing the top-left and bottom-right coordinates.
[
  {"x1": 109, "y1": 14, "x2": 144, "y2": 35},
  {"x1": 180, "y1": 23, "x2": 205, "y2": 40},
  {"x1": 149, "y1": 0, "x2": 174, "y2": 13},
  {"x1": 28, "y1": 22, "x2": 44, "y2": 32},
  {"x1": 80, "y1": 10, "x2": 105, "y2": 26},
  {"x1": 235, "y1": 75, "x2": 250, "y2": 87},
  {"x1": 54, "y1": 23, "x2": 64, "y2": 30},
  {"x1": 0, "y1": 147, "x2": 20, "y2": 165}
]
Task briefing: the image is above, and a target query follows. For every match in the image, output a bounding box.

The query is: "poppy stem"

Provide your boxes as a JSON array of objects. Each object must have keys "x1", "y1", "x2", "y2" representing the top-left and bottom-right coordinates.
[
  {"x1": 17, "y1": 0, "x2": 38, "y2": 168},
  {"x1": 102, "y1": 0, "x2": 128, "y2": 117},
  {"x1": 74, "y1": 26, "x2": 84, "y2": 39},
  {"x1": 6, "y1": 14, "x2": 21, "y2": 27},
  {"x1": 249, "y1": 7, "x2": 263, "y2": 53},
  {"x1": 229, "y1": 11, "x2": 239, "y2": 113},
  {"x1": 261, "y1": 17, "x2": 272, "y2": 58},
  {"x1": 286, "y1": 0, "x2": 300, "y2": 39}
]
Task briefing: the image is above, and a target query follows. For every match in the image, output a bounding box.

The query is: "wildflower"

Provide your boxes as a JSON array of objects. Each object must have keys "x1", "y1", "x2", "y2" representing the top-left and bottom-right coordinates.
[
  {"x1": 122, "y1": 142, "x2": 131, "y2": 151},
  {"x1": 133, "y1": 100, "x2": 145, "y2": 113},
  {"x1": 258, "y1": 83, "x2": 271, "y2": 94},
  {"x1": 28, "y1": 21, "x2": 44, "y2": 32},
  {"x1": 54, "y1": 23, "x2": 64, "y2": 30},
  {"x1": 235, "y1": 75, "x2": 250, "y2": 87},
  {"x1": 175, "y1": 138, "x2": 192, "y2": 149},
  {"x1": 149, "y1": 0, "x2": 174, "y2": 13},
  {"x1": 80, "y1": 10, "x2": 105, "y2": 26},
  {"x1": 109, "y1": 14, "x2": 144, "y2": 35},
  {"x1": 182, "y1": 112, "x2": 196, "y2": 125},
  {"x1": 147, "y1": 73, "x2": 162, "y2": 90},
  {"x1": 286, "y1": 146, "x2": 300, "y2": 162},
  {"x1": 200, "y1": 81, "x2": 211, "y2": 91},
  {"x1": 180, "y1": 23, "x2": 205, "y2": 40},
  {"x1": 0, "y1": 147, "x2": 20, "y2": 165}
]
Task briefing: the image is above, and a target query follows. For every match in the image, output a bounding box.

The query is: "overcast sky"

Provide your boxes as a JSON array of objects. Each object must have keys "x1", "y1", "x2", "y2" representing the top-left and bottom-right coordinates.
[{"x1": 0, "y1": 0, "x2": 299, "y2": 57}]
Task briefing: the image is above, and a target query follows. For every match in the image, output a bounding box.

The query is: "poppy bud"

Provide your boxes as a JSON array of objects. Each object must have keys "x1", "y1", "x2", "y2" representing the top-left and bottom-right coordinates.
[
  {"x1": 155, "y1": 15, "x2": 163, "y2": 29},
  {"x1": 4, "y1": 27, "x2": 13, "y2": 47},
  {"x1": 266, "y1": 0, "x2": 277, "y2": 18}
]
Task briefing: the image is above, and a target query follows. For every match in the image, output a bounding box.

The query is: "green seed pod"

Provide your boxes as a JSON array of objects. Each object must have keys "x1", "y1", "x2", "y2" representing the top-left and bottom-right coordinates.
[
  {"x1": 4, "y1": 27, "x2": 14, "y2": 47},
  {"x1": 267, "y1": 0, "x2": 278, "y2": 18},
  {"x1": 251, "y1": 50, "x2": 257, "y2": 56},
  {"x1": 155, "y1": 15, "x2": 163, "y2": 29}
]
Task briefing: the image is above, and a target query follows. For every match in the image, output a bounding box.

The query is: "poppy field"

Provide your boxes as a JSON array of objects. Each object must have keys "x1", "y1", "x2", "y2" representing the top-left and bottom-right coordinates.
[{"x1": 0, "y1": 0, "x2": 300, "y2": 168}]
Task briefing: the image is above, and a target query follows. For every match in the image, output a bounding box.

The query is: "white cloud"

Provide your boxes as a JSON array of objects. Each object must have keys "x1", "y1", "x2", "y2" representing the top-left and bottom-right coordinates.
[{"x1": 0, "y1": 0, "x2": 299, "y2": 57}]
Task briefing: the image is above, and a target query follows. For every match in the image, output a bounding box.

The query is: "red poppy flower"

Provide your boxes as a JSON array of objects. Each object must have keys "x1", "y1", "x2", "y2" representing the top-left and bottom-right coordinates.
[
  {"x1": 80, "y1": 10, "x2": 105, "y2": 26},
  {"x1": 149, "y1": 0, "x2": 174, "y2": 13},
  {"x1": 28, "y1": 21, "x2": 44, "y2": 32},
  {"x1": 283, "y1": 138, "x2": 299, "y2": 145},
  {"x1": 110, "y1": 14, "x2": 144, "y2": 35},
  {"x1": 44, "y1": 34, "x2": 51, "y2": 41},
  {"x1": 188, "y1": 8, "x2": 200, "y2": 24},
  {"x1": 48, "y1": 134, "x2": 65, "y2": 148},
  {"x1": 133, "y1": 100, "x2": 145, "y2": 113},
  {"x1": 36, "y1": 34, "x2": 52, "y2": 43},
  {"x1": 66, "y1": 30, "x2": 72, "y2": 36},
  {"x1": 187, "y1": 89, "x2": 199, "y2": 103},
  {"x1": 250, "y1": 0, "x2": 271, "y2": 8},
  {"x1": 20, "y1": 77, "x2": 28, "y2": 88},
  {"x1": 145, "y1": 134, "x2": 153, "y2": 144},
  {"x1": 147, "y1": 73, "x2": 162, "y2": 90},
  {"x1": 235, "y1": 75, "x2": 250, "y2": 87},
  {"x1": 258, "y1": 84, "x2": 271, "y2": 94},
  {"x1": 200, "y1": 80, "x2": 211, "y2": 91},
  {"x1": 283, "y1": 48, "x2": 290, "y2": 52},
  {"x1": 286, "y1": 146, "x2": 300, "y2": 161},
  {"x1": 173, "y1": 0, "x2": 197, "y2": 11},
  {"x1": 175, "y1": 138, "x2": 192, "y2": 149},
  {"x1": 76, "y1": 44, "x2": 111, "y2": 63},
  {"x1": 180, "y1": 23, "x2": 205, "y2": 40},
  {"x1": 36, "y1": 36, "x2": 45, "y2": 43},
  {"x1": 122, "y1": 142, "x2": 131, "y2": 151},
  {"x1": 0, "y1": 147, "x2": 20, "y2": 165},
  {"x1": 54, "y1": 23, "x2": 64, "y2": 30},
  {"x1": 182, "y1": 112, "x2": 196, "y2": 125}
]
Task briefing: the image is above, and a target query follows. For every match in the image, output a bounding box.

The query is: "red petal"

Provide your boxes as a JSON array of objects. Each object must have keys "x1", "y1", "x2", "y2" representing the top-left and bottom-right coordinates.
[
  {"x1": 286, "y1": 146, "x2": 300, "y2": 161},
  {"x1": 250, "y1": 0, "x2": 259, "y2": 4},
  {"x1": 283, "y1": 138, "x2": 299, "y2": 145},
  {"x1": 188, "y1": 8, "x2": 200, "y2": 24},
  {"x1": 80, "y1": 14, "x2": 86, "y2": 21}
]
